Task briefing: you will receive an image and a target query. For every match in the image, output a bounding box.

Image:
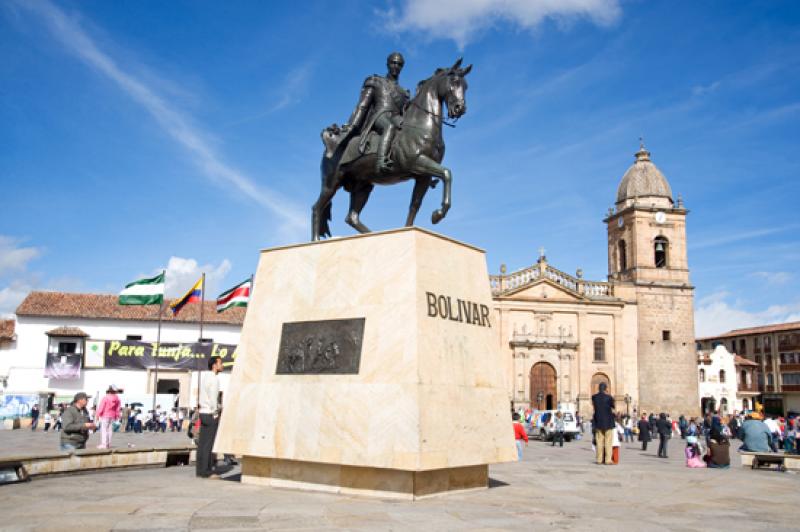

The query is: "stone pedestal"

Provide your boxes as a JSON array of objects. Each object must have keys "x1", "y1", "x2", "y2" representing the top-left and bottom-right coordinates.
[{"x1": 214, "y1": 227, "x2": 515, "y2": 499}]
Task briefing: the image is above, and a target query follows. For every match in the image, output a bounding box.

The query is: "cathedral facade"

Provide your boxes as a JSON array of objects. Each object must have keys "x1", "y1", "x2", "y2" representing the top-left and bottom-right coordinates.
[{"x1": 491, "y1": 144, "x2": 700, "y2": 417}]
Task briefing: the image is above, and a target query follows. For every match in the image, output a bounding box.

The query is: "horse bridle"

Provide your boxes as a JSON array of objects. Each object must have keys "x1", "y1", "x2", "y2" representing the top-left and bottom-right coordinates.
[{"x1": 408, "y1": 100, "x2": 460, "y2": 128}]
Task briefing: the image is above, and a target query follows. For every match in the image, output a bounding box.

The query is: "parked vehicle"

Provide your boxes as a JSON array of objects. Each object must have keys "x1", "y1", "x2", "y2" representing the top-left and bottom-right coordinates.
[{"x1": 527, "y1": 409, "x2": 580, "y2": 441}]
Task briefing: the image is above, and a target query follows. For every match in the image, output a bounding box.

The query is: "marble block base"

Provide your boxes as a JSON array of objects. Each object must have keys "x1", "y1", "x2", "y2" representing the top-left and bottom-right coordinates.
[
  {"x1": 215, "y1": 227, "x2": 516, "y2": 498},
  {"x1": 241, "y1": 456, "x2": 488, "y2": 500}
]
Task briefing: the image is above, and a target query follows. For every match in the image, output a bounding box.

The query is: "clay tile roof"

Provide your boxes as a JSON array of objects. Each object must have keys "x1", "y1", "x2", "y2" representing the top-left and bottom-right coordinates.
[
  {"x1": 46, "y1": 326, "x2": 89, "y2": 337},
  {"x1": 697, "y1": 321, "x2": 800, "y2": 341},
  {"x1": 734, "y1": 355, "x2": 758, "y2": 367},
  {"x1": 0, "y1": 319, "x2": 15, "y2": 341},
  {"x1": 16, "y1": 291, "x2": 245, "y2": 325}
]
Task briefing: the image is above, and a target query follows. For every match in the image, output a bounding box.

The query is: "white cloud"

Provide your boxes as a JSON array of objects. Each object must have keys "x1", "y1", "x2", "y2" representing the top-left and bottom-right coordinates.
[
  {"x1": 690, "y1": 224, "x2": 800, "y2": 250},
  {"x1": 751, "y1": 271, "x2": 793, "y2": 286},
  {"x1": 384, "y1": 0, "x2": 622, "y2": 48},
  {"x1": 271, "y1": 63, "x2": 314, "y2": 112},
  {"x1": 0, "y1": 236, "x2": 42, "y2": 277},
  {"x1": 0, "y1": 279, "x2": 34, "y2": 318},
  {"x1": 695, "y1": 291, "x2": 800, "y2": 337},
  {"x1": 0, "y1": 236, "x2": 44, "y2": 317},
  {"x1": 692, "y1": 80, "x2": 720, "y2": 96},
  {"x1": 15, "y1": 0, "x2": 306, "y2": 238},
  {"x1": 160, "y1": 257, "x2": 232, "y2": 300}
]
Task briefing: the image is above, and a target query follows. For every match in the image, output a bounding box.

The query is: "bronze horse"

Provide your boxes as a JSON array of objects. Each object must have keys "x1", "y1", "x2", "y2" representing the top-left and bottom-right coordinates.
[{"x1": 312, "y1": 58, "x2": 471, "y2": 241}]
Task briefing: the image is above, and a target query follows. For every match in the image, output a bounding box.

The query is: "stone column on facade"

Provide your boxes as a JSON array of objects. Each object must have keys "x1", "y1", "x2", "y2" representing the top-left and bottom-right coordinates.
[
  {"x1": 613, "y1": 311, "x2": 623, "y2": 399},
  {"x1": 557, "y1": 348, "x2": 567, "y2": 405}
]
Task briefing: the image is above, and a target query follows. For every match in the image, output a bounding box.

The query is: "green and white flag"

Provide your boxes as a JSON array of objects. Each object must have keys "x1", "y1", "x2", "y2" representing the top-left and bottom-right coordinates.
[{"x1": 119, "y1": 272, "x2": 165, "y2": 305}]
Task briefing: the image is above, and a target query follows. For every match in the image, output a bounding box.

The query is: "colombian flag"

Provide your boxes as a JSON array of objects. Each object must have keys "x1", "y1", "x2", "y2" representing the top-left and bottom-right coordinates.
[{"x1": 170, "y1": 277, "x2": 203, "y2": 315}]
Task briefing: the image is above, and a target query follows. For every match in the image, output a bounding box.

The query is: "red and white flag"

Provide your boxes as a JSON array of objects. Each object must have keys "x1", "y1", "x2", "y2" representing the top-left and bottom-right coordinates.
[{"x1": 216, "y1": 278, "x2": 251, "y2": 313}]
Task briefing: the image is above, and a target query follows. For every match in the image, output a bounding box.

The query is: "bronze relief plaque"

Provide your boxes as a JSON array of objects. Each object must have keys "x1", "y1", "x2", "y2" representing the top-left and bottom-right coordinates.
[{"x1": 275, "y1": 318, "x2": 365, "y2": 374}]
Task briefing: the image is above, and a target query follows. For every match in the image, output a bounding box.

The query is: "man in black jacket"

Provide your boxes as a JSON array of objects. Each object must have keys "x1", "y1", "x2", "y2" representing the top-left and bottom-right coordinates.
[
  {"x1": 656, "y1": 412, "x2": 671, "y2": 458},
  {"x1": 591, "y1": 382, "x2": 615, "y2": 465}
]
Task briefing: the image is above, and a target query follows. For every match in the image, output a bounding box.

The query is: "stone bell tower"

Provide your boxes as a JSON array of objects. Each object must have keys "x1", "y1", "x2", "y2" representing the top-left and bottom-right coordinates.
[{"x1": 604, "y1": 142, "x2": 699, "y2": 417}]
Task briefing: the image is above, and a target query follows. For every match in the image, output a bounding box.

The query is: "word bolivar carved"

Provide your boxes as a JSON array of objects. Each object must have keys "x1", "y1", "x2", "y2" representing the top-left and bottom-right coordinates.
[{"x1": 425, "y1": 291, "x2": 491, "y2": 327}]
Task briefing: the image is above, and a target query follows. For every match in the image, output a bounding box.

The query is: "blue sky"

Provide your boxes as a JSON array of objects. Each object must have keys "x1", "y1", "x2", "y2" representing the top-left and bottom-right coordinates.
[{"x1": 1, "y1": 0, "x2": 798, "y2": 336}]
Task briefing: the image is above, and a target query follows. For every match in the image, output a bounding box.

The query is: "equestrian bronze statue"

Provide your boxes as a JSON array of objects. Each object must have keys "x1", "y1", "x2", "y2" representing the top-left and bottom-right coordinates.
[{"x1": 312, "y1": 55, "x2": 471, "y2": 241}]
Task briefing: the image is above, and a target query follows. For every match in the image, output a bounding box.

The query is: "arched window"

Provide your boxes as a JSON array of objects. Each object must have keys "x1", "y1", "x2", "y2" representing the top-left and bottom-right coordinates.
[
  {"x1": 699, "y1": 368, "x2": 705, "y2": 382},
  {"x1": 654, "y1": 236, "x2": 669, "y2": 268},
  {"x1": 719, "y1": 369, "x2": 726, "y2": 383},
  {"x1": 618, "y1": 240, "x2": 627, "y2": 271},
  {"x1": 720, "y1": 397, "x2": 729, "y2": 415},
  {"x1": 593, "y1": 338, "x2": 606, "y2": 362},
  {"x1": 591, "y1": 372, "x2": 611, "y2": 394}
]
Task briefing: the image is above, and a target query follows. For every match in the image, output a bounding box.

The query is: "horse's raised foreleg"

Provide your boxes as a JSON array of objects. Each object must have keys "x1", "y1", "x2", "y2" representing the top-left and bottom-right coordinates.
[
  {"x1": 412, "y1": 155, "x2": 451, "y2": 225},
  {"x1": 405, "y1": 177, "x2": 432, "y2": 227},
  {"x1": 345, "y1": 182, "x2": 374, "y2": 234}
]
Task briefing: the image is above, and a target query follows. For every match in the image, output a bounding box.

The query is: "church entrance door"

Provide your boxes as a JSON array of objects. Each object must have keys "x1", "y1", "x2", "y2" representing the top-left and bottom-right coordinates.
[{"x1": 530, "y1": 362, "x2": 557, "y2": 410}]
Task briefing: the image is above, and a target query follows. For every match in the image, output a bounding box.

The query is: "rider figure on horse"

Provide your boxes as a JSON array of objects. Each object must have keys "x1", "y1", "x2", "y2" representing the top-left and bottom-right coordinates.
[{"x1": 341, "y1": 52, "x2": 410, "y2": 173}]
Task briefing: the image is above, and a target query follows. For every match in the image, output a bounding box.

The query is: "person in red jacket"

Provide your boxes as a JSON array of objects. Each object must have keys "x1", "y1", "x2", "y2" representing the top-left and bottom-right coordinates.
[{"x1": 513, "y1": 412, "x2": 528, "y2": 460}]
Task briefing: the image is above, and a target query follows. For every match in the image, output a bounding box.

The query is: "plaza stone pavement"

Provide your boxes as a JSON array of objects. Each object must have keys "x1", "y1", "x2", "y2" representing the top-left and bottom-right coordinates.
[
  {"x1": 0, "y1": 427, "x2": 189, "y2": 460},
  {"x1": 1, "y1": 436, "x2": 798, "y2": 531}
]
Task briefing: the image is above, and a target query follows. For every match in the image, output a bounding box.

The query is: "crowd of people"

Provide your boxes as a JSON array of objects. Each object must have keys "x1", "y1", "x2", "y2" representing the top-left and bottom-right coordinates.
[{"x1": 512, "y1": 382, "x2": 799, "y2": 471}]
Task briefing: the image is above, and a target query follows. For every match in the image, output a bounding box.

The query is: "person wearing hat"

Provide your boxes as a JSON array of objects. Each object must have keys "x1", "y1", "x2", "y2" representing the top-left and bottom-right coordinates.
[
  {"x1": 60, "y1": 392, "x2": 95, "y2": 451},
  {"x1": 95, "y1": 384, "x2": 123, "y2": 449}
]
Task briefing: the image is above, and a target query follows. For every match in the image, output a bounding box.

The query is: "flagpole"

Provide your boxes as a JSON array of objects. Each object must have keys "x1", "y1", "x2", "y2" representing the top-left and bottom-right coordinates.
[
  {"x1": 196, "y1": 273, "x2": 206, "y2": 409},
  {"x1": 152, "y1": 270, "x2": 165, "y2": 420}
]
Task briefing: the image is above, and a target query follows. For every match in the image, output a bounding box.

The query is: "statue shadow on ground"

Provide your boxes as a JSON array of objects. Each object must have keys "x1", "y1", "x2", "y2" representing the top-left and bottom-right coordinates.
[{"x1": 488, "y1": 477, "x2": 509, "y2": 488}]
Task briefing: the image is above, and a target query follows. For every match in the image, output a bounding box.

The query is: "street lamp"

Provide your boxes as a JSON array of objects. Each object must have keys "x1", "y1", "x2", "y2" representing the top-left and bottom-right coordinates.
[{"x1": 536, "y1": 391, "x2": 544, "y2": 410}]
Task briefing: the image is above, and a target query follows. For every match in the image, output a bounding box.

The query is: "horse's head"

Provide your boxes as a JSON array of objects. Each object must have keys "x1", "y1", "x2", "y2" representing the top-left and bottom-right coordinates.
[{"x1": 438, "y1": 57, "x2": 472, "y2": 119}]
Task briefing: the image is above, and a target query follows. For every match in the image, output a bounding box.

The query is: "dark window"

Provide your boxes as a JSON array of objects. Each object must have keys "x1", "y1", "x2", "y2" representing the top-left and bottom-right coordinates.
[
  {"x1": 593, "y1": 338, "x2": 606, "y2": 362},
  {"x1": 740, "y1": 369, "x2": 747, "y2": 386},
  {"x1": 755, "y1": 355, "x2": 761, "y2": 364},
  {"x1": 699, "y1": 369, "x2": 705, "y2": 382},
  {"x1": 58, "y1": 342, "x2": 77, "y2": 353},
  {"x1": 757, "y1": 372, "x2": 764, "y2": 387},
  {"x1": 765, "y1": 336, "x2": 771, "y2": 350},
  {"x1": 767, "y1": 373, "x2": 774, "y2": 386},
  {"x1": 783, "y1": 373, "x2": 800, "y2": 386},
  {"x1": 618, "y1": 240, "x2": 627, "y2": 271},
  {"x1": 766, "y1": 354, "x2": 772, "y2": 365},
  {"x1": 739, "y1": 339, "x2": 747, "y2": 355},
  {"x1": 662, "y1": 330, "x2": 671, "y2": 341},
  {"x1": 730, "y1": 341, "x2": 736, "y2": 353},
  {"x1": 654, "y1": 236, "x2": 669, "y2": 268},
  {"x1": 126, "y1": 335, "x2": 142, "y2": 341},
  {"x1": 719, "y1": 370, "x2": 726, "y2": 383}
]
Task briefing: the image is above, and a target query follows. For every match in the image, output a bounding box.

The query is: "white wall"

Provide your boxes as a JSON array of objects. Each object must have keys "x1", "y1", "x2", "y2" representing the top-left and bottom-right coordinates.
[
  {"x1": 3, "y1": 315, "x2": 240, "y2": 405},
  {"x1": 697, "y1": 345, "x2": 738, "y2": 415}
]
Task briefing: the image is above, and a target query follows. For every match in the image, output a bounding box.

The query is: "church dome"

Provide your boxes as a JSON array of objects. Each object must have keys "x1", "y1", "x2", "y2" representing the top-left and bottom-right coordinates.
[{"x1": 616, "y1": 143, "x2": 673, "y2": 206}]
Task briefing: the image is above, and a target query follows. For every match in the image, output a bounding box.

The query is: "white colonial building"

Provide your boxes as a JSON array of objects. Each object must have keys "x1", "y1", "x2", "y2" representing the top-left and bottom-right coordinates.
[
  {"x1": 697, "y1": 345, "x2": 738, "y2": 416},
  {"x1": 1, "y1": 292, "x2": 243, "y2": 413}
]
